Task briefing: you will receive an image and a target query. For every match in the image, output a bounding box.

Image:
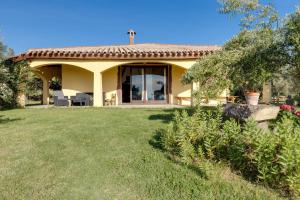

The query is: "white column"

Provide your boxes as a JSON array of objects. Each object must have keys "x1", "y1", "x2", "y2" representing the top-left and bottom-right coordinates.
[
  {"x1": 262, "y1": 81, "x2": 272, "y2": 104},
  {"x1": 42, "y1": 78, "x2": 49, "y2": 105},
  {"x1": 93, "y1": 72, "x2": 103, "y2": 107}
]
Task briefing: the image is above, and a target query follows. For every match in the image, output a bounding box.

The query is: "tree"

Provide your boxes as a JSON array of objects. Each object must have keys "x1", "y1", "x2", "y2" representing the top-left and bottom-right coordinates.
[
  {"x1": 0, "y1": 39, "x2": 30, "y2": 108},
  {"x1": 225, "y1": 29, "x2": 287, "y2": 92},
  {"x1": 219, "y1": 0, "x2": 279, "y2": 30},
  {"x1": 182, "y1": 0, "x2": 288, "y2": 103},
  {"x1": 0, "y1": 59, "x2": 30, "y2": 108},
  {"x1": 182, "y1": 50, "x2": 231, "y2": 102},
  {"x1": 0, "y1": 41, "x2": 7, "y2": 60},
  {"x1": 283, "y1": 8, "x2": 300, "y2": 93}
]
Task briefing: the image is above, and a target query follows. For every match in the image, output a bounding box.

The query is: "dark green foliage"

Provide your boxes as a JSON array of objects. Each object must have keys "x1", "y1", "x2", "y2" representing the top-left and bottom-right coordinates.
[
  {"x1": 283, "y1": 8, "x2": 300, "y2": 91},
  {"x1": 26, "y1": 72, "x2": 43, "y2": 101},
  {"x1": 160, "y1": 107, "x2": 300, "y2": 197},
  {"x1": 183, "y1": 29, "x2": 287, "y2": 97},
  {"x1": 225, "y1": 29, "x2": 287, "y2": 92},
  {"x1": 0, "y1": 60, "x2": 30, "y2": 108},
  {"x1": 161, "y1": 107, "x2": 223, "y2": 163},
  {"x1": 182, "y1": 0, "x2": 287, "y2": 97},
  {"x1": 276, "y1": 110, "x2": 300, "y2": 127},
  {"x1": 284, "y1": 8, "x2": 300, "y2": 69}
]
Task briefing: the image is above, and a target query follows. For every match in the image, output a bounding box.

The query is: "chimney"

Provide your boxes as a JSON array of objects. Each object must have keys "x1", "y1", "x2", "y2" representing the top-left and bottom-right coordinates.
[{"x1": 127, "y1": 29, "x2": 136, "y2": 45}]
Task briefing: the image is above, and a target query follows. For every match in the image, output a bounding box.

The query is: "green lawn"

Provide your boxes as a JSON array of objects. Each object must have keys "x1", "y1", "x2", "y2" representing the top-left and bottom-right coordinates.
[{"x1": 0, "y1": 108, "x2": 284, "y2": 200}]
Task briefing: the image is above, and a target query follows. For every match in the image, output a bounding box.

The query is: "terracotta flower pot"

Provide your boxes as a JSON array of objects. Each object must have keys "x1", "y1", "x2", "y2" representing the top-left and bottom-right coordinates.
[{"x1": 245, "y1": 92, "x2": 260, "y2": 106}]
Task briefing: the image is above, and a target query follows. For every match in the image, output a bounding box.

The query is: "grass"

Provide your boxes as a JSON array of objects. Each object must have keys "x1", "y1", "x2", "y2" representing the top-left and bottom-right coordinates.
[{"x1": 0, "y1": 108, "x2": 284, "y2": 200}]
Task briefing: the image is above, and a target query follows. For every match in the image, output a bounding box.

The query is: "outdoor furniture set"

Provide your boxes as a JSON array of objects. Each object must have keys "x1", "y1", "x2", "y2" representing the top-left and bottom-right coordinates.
[{"x1": 53, "y1": 91, "x2": 92, "y2": 106}]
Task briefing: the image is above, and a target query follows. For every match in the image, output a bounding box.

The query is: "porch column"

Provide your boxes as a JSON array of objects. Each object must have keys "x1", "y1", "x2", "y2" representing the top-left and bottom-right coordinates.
[
  {"x1": 42, "y1": 78, "x2": 49, "y2": 105},
  {"x1": 191, "y1": 83, "x2": 194, "y2": 106},
  {"x1": 262, "y1": 81, "x2": 272, "y2": 104},
  {"x1": 93, "y1": 71, "x2": 103, "y2": 107},
  {"x1": 17, "y1": 83, "x2": 26, "y2": 108},
  {"x1": 191, "y1": 82, "x2": 198, "y2": 106},
  {"x1": 168, "y1": 65, "x2": 173, "y2": 104}
]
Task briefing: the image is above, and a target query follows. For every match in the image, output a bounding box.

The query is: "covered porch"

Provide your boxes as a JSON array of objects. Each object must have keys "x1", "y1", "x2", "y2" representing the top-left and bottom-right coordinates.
[{"x1": 32, "y1": 62, "x2": 193, "y2": 107}]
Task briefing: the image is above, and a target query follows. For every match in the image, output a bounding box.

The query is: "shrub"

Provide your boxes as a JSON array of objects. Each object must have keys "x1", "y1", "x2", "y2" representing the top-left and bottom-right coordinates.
[
  {"x1": 159, "y1": 107, "x2": 300, "y2": 197},
  {"x1": 0, "y1": 60, "x2": 29, "y2": 108},
  {"x1": 160, "y1": 107, "x2": 223, "y2": 163},
  {"x1": 276, "y1": 110, "x2": 300, "y2": 126}
]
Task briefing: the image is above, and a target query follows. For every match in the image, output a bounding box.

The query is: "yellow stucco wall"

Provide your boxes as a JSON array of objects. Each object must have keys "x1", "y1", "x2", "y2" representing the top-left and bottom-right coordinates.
[
  {"x1": 62, "y1": 64, "x2": 93, "y2": 97},
  {"x1": 102, "y1": 67, "x2": 118, "y2": 100},
  {"x1": 172, "y1": 66, "x2": 191, "y2": 105}
]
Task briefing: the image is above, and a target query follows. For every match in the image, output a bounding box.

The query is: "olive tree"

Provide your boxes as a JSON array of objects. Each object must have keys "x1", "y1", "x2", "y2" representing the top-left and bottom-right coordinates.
[
  {"x1": 182, "y1": 0, "x2": 287, "y2": 103},
  {"x1": 283, "y1": 8, "x2": 300, "y2": 93},
  {"x1": 0, "y1": 40, "x2": 30, "y2": 108}
]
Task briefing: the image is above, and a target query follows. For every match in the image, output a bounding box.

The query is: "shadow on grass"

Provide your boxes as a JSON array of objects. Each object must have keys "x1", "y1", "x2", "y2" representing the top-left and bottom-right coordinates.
[
  {"x1": 149, "y1": 128, "x2": 208, "y2": 179},
  {"x1": 147, "y1": 108, "x2": 194, "y2": 124},
  {"x1": 0, "y1": 115, "x2": 22, "y2": 124}
]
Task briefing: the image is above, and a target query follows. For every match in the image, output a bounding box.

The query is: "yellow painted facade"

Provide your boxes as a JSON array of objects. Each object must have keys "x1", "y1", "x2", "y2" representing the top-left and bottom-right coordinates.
[
  {"x1": 61, "y1": 64, "x2": 93, "y2": 97},
  {"x1": 102, "y1": 67, "x2": 118, "y2": 102},
  {"x1": 30, "y1": 59, "x2": 196, "y2": 106},
  {"x1": 172, "y1": 66, "x2": 191, "y2": 105}
]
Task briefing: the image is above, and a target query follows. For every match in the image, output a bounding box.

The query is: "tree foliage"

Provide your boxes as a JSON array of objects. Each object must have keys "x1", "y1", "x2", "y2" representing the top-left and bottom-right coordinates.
[
  {"x1": 183, "y1": 0, "x2": 289, "y2": 100},
  {"x1": 0, "y1": 40, "x2": 30, "y2": 108},
  {"x1": 219, "y1": 0, "x2": 279, "y2": 30},
  {"x1": 0, "y1": 60, "x2": 30, "y2": 108},
  {"x1": 225, "y1": 29, "x2": 287, "y2": 92},
  {"x1": 182, "y1": 50, "x2": 231, "y2": 100},
  {"x1": 26, "y1": 72, "x2": 43, "y2": 100},
  {"x1": 283, "y1": 8, "x2": 300, "y2": 91}
]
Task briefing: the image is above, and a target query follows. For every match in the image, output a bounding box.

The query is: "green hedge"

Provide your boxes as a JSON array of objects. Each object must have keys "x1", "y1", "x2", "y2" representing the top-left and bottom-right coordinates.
[{"x1": 158, "y1": 107, "x2": 300, "y2": 198}]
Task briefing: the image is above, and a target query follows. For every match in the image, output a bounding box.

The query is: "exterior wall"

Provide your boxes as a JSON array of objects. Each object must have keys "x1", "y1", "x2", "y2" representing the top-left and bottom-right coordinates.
[
  {"x1": 172, "y1": 66, "x2": 192, "y2": 105},
  {"x1": 102, "y1": 67, "x2": 118, "y2": 101},
  {"x1": 61, "y1": 64, "x2": 93, "y2": 97}
]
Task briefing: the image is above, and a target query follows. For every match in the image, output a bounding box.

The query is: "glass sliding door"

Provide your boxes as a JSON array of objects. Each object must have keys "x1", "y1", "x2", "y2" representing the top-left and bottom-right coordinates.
[
  {"x1": 121, "y1": 67, "x2": 131, "y2": 103},
  {"x1": 145, "y1": 67, "x2": 166, "y2": 102},
  {"x1": 131, "y1": 68, "x2": 144, "y2": 102},
  {"x1": 121, "y1": 65, "x2": 168, "y2": 104}
]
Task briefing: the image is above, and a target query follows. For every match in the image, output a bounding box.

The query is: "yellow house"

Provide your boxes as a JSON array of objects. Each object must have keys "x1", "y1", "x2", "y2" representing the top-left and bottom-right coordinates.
[{"x1": 17, "y1": 30, "x2": 223, "y2": 107}]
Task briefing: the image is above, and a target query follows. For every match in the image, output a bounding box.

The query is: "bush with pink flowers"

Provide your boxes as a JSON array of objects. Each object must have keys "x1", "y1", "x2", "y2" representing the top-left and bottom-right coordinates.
[
  {"x1": 279, "y1": 104, "x2": 300, "y2": 118},
  {"x1": 280, "y1": 104, "x2": 295, "y2": 112},
  {"x1": 276, "y1": 105, "x2": 300, "y2": 127}
]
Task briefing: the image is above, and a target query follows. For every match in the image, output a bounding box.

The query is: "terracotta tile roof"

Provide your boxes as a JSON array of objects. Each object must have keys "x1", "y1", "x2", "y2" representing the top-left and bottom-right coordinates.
[{"x1": 18, "y1": 43, "x2": 221, "y2": 60}]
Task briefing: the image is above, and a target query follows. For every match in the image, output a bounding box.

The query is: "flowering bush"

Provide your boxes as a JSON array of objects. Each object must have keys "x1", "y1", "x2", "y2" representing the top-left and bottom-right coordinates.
[
  {"x1": 280, "y1": 104, "x2": 299, "y2": 118},
  {"x1": 280, "y1": 104, "x2": 295, "y2": 112}
]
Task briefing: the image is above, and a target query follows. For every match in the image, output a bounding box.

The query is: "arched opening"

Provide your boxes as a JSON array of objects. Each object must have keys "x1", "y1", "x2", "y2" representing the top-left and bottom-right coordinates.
[
  {"x1": 61, "y1": 64, "x2": 93, "y2": 97},
  {"x1": 27, "y1": 65, "x2": 62, "y2": 106},
  {"x1": 29, "y1": 64, "x2": 94, "y2": 106},
  {"x1": 26, "y1": 72, "x2": 43, "y2": 106}
]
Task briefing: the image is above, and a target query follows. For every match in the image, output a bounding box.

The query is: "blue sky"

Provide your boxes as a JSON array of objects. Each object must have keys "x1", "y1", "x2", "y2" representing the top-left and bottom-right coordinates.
[{"x1": 0, "y1": 0, "x2": 299, "y2": 54}]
